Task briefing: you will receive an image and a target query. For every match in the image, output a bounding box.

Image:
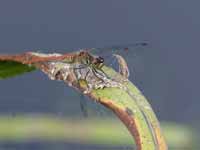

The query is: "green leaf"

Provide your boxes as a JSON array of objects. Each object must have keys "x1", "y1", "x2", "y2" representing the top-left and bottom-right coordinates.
[{"x1": 0, "y1": 61, "x2": 36, "y2": 79}]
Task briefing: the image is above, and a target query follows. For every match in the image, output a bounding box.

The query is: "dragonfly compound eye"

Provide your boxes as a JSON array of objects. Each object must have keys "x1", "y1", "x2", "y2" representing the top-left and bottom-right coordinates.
[
  {"x1": 98, "y1": 57, "x2": 104, "y2": 63},
  {"x1": 79, "y1": 51, "x2": 86, "y2": 56}
]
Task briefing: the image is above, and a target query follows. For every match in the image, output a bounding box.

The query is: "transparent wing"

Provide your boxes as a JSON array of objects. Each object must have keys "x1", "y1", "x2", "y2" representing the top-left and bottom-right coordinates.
[
  {"x1": 79, "y1": 94, "x2": 88, "y2": 117},
  {"x1": 86, "y1": 42, "x2": 149, "y2": 76},
  {"x1": 88, "y1": 42, "x2": 148, "y2": 57}
]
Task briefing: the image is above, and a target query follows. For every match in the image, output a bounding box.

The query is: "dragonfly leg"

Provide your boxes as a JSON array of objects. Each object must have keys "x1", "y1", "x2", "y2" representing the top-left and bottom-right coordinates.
[
  {"x1": 92, "y1": 62, "x2": 110, "y2": 80},
  {"x1": 83, "y1": 83, "x2": 93, "y2": 94},
  {"x1": 97, "y1": 62, "x2": 104, "y2": 69},
  {"x1": 84, "y1": 69, "x2": 90, "y2": 81},
  {"x1": 99, "y1": 68, "x2": 109, "y2": 78},
  {"x1": 98, "y1": 64, "x2": 110, "y2": 78},
  {"x1": 92, "y1": 68, "x2": 105, "y2": 83}
]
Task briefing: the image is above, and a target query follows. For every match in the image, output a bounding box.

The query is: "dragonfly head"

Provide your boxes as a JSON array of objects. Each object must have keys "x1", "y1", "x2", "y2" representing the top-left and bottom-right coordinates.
[
  {"x1": 96, "y1": 56, "x2": 104, "y2": 63},
  {"x1": 78, "y1": 50, "x2": 104, "y2": 69},
  {"x1": 92, "y1": 56, "x2": 104, "y2": 65}
]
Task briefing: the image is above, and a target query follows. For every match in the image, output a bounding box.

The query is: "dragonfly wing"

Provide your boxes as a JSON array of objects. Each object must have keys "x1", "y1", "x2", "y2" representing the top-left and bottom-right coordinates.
[
  {"x1": 79, "y1": 94, "x2": 88, "y2": 117},
  {"x1": 88, "y1": 42, "x2": 148, "y2": 56},
  {"x1": 87, "y1": 42, "x2": 148, "y2": 70}
]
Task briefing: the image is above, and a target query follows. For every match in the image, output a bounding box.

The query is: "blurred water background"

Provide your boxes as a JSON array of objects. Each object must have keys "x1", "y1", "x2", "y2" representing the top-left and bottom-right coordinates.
[{"x1": 0, "y1": 0, "x2": 200, "y2": 149}]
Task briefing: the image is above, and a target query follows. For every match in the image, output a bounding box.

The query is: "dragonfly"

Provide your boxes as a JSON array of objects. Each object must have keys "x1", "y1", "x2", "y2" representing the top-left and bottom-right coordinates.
[
  {"x1": 30, "y1": 41, "x2": 148, "y2": 84},
  {"x1": 29, "y1": 42, "x2": 149, "y2": 117},
  {"x1": 85, "y1": 42, "x2": 147, "y2": 73},
  {"x1": 72, "y1": 42, "x2": 149, "y2": 116},
  {"x1": 71, "y1": 42, "x2": 148, "y2": 81}
]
